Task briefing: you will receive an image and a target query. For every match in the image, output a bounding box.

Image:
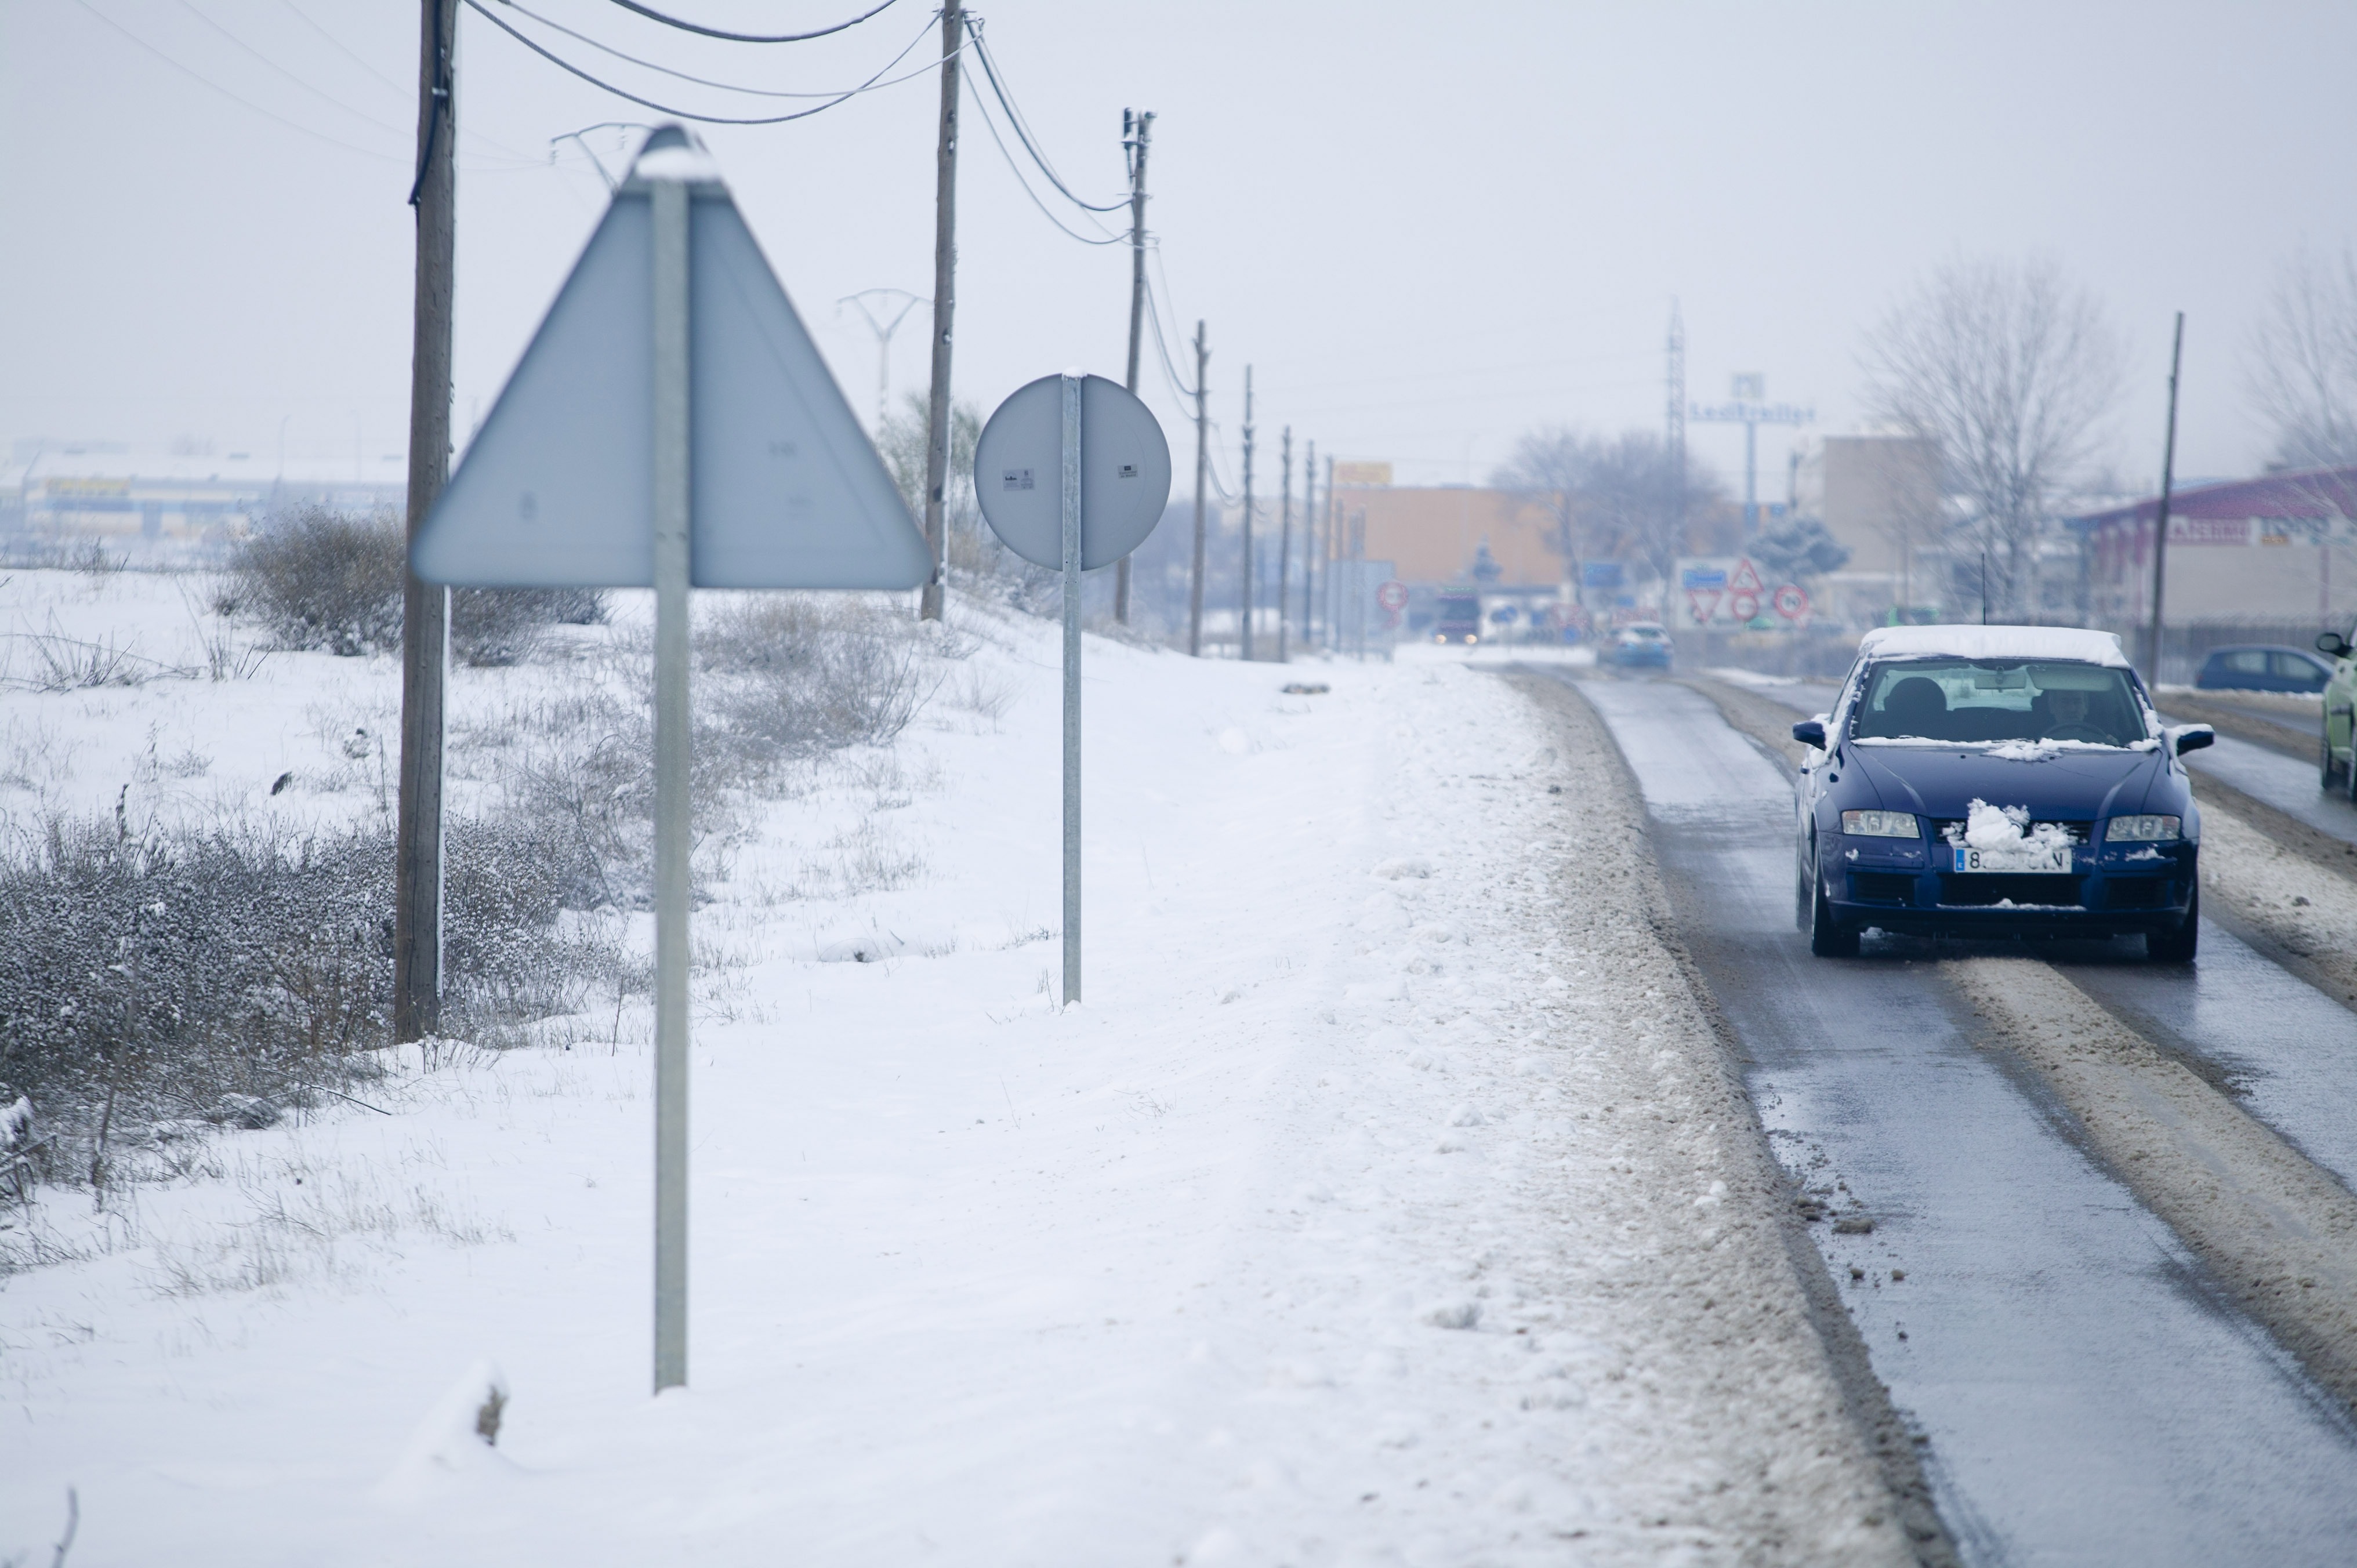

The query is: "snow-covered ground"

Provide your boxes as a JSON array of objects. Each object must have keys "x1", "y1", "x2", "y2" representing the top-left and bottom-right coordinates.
[{"x1": 2, "y1": 569, "x2": 1898, "y2": 1565}]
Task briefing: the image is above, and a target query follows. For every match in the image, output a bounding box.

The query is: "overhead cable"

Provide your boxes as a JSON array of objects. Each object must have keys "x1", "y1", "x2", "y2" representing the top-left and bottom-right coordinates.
[
  {"x1": 496, "y1": 0, "x2": 933, "y2": 98},
  {"x1": 962, "y1": 64, "x2": 1123, "y2": 245},
  {"x1": 74, "y1": 0, "x2": 407, "y2": 164},
  {"x1": 465, "y1": 0, "x2": 939, "y2": 125},
  {"x1": 963, "y1": 20, "x2": 1128, "y2": 212},
  {"x1": 601, "y1": 0, "x2": 898, "y2": 43}
]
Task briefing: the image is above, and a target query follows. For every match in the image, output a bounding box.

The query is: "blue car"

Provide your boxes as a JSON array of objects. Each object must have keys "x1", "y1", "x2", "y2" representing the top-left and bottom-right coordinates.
[
  {"x1": 1793, "y1": 626, "x2": 2212, "y2": 961},
  {"x1": 1609, "y1": 622, "x2": 1674, "y2": 669}
]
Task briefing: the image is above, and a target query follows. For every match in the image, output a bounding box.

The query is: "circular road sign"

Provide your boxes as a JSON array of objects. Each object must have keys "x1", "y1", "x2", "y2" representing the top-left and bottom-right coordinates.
[
  {"x1": 974, "y1": 374, "x2": 1173, "y2": 571},
  {"x1": 1772, "y1": 583, "x2": 1811, "y2": 620},
  {"x1": 1376, "y1": 579, "x2": 1409, "y2": 612}
]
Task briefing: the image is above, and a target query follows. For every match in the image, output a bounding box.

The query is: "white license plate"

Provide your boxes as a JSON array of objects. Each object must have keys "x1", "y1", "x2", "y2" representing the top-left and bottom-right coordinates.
[{"x1": 1951, "y1": 845, "x2": 2073, "y2": 874}]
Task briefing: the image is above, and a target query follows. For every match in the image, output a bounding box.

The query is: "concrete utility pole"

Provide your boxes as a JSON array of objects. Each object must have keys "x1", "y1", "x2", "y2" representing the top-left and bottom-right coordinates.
[
  {"x1": 1115, "y1": 108, "x2": 1153, "y2": 625},
  {"x1": 919, "y1": 0, "x2": 962, "y2": 622},
  {"x1": 2148, "y1": 311, "x2": 2185, "y2": 684},
  {"x1": 1299, "y1": 438, "x2": 1316, "y2": 648},
  {"x1": 1276, "y1": 426, "x2": 1292, "y2": 662},
  {"x1": 1239, "y1": 366, "x2": 1256, "y2": 661},
  {"x1": 394, "y1": 0, "x2": 456, "y2": 1043},
  {"x1": 1187, "y1": 320, "x2": 1210, "y2": 656}
]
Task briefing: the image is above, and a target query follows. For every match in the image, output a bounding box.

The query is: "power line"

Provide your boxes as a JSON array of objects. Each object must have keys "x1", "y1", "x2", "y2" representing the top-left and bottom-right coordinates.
[
  {"x1": 602, "y1": 0, "x2": 899, "y2": 43},
  {"x1": 279, "y1": 0, "x2": 540, "y2": 162},
  {"x1": 962, "y1": 21, "x2": 1127, "y2": 213},
  {"x1": 463, "y1": 0, "x2": 938, "y2": 125},
  {"x1": 73, "y1": 0, "x2": 408, "y2": 164},
  {"x1": 962, "y1": 63, "x2": 1123, "y2": 245},
  {"x1": 495, "y1": 0, "x2": 938, "y2": 99},
  {"x1": 177, "y1": 0, "x2": 416, "y2": 140}
]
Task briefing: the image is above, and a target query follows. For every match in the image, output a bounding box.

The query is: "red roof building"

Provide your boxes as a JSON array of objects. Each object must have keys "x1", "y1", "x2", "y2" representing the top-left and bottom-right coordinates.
[{"x1": 2070, "y1": 466, "x2": 2357, "y2": 631}]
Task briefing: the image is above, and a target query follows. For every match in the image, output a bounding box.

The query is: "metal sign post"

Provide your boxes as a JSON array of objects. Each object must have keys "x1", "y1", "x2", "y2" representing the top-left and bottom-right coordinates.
[
  {"x1": 412, "y1": 126, "x2": 930, "y2": 1394},
  {"x1": 975, "y1": 373, "x2": 1172, "y2": 1006},
  {"x1": 1060, "y1": 376, "x2": 1083, "y2": 1002}
]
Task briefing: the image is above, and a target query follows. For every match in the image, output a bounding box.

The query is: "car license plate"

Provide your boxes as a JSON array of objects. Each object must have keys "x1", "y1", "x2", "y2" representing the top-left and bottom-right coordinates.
[{"x1": 1951, "y1": 845, "x2": 2072, "y2": 874}]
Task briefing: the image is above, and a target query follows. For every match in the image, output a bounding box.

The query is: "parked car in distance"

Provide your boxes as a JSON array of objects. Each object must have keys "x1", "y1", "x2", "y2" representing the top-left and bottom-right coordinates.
[
  {"x1": 1433, "y1": 593, "x2": 1481, "y2": 645},
  {"x1": 2318, "y1": 625, "x2": 2357, "y2": 796},
  {"x1": 2195, "y1": 644, "x2": 2333, "y2": 694},
  {"x1": 1609, "y1": 622, "x2": 1674, "y2": 669},
  {"x1": 1793, "y1": 624, "x2": 2210, "y2": 962}
]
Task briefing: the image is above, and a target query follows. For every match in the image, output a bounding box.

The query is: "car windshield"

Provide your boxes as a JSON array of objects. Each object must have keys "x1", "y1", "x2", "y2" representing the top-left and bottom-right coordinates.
[{"x1": 1850, "y1": 658, "x2": 2151, "y2": 747}]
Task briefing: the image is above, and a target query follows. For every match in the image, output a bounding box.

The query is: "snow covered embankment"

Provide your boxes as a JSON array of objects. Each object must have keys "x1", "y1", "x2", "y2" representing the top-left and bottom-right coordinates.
[{"x1": 2, "y1": 595, "x2": 1906, "y2": 1565}]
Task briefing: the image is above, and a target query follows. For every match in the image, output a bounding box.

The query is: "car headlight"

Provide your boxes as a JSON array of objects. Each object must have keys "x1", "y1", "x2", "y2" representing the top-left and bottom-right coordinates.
[
  {"x1": 2105, "y1": 814, "x2": 2181, "y2": 842},
  {"x1": 1841, "y1": 810, "x2": 1919, "y2": 838}
]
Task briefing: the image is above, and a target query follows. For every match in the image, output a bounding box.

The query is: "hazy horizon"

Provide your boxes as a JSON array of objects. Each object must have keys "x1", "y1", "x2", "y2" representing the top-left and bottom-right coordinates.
[{"x1": 5, "y1": 0, "x2": 2352, "y2": 502}]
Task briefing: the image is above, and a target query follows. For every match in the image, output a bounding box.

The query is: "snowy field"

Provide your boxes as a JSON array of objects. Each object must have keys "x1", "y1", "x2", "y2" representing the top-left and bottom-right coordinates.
[{"x1": 1, "y1": 568, "x2": 1898, "y2": 1566}]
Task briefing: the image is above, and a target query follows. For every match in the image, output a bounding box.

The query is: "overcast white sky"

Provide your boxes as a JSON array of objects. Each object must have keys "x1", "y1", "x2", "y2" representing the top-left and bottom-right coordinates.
[{"x1": 5, "y1": 1, "x2": 2353, "y2": 499}]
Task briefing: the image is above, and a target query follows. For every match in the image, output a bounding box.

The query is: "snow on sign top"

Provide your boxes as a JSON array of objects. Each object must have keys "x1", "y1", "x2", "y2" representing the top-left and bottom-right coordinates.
[
  {"x1": 412, "y1": 127, "x2": 928, "y2": 591},
  {"x1": 1858, "y1": 625, "x2": 2130, "y2": 668}
]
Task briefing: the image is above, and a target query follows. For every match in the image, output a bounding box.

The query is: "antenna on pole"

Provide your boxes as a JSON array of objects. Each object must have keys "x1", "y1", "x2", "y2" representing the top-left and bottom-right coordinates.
[{"x1": 1666, "y1": 299, "x2": 1686, "y2": 538}]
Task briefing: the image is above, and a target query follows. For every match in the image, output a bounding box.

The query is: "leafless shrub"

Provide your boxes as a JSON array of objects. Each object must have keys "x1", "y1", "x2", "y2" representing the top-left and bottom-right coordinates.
[
  {"x1": 227, "y1": 504, "x2": 405, "y2": 655},
  {"x1": 697, "y1": 596, "x2": 937, "y2": 762},
  {"x1": 0, "y1": 805, "x2": 618, "y2": 1207},
  {"x1": 451, "y1": 587, "x2": 608, "y2": 668}
]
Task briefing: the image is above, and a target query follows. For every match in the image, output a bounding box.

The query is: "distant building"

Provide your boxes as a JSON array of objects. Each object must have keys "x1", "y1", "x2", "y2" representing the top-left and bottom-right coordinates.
[
  {"x1": 1321, "y1": 480, "x2": 1563, "y2": 587},
  {"x1": 3, "y1": 441, "x2": 408, "y2": 565},
  {"x1": 2069, "y1": 466, "x2": 2357, "y2": 633},
  {"x1": 1793, "y1": 434, "x2": 1944, "y2": 623}
]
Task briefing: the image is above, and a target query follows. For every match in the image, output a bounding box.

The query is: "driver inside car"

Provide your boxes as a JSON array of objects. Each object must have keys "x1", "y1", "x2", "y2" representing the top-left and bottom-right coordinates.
[{"x1": 2038, "y1": 686, "x2": 2115, "y2": 745}]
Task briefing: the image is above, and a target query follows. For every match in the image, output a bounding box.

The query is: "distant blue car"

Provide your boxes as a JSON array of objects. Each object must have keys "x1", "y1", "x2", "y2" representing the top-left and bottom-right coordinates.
[
  {"x1": 1609, "y1": 622, "x2": 1673, "y2": 669},
  {"x1": 1793, "y1": 626, "x2": 2211, "y2": 960}
]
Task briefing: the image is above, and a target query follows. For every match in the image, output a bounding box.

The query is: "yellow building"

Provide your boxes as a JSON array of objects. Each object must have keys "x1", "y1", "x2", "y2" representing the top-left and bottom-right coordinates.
[{"x1": 1321, "y1": 482, "x2": 1565, "y2": 586}]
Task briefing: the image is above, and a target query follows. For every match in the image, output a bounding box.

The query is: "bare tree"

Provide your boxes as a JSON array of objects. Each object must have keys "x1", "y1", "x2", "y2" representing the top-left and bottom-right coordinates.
[
  {"x1": 1861, "y1": 256, "x2": 2123, "y2": 619},
  {"x1": 1491, "y1": 426, "x2": 1583, "y2": 566},
  {"x1": 1492, "y1": 427, "x2": 1724, "y2": 587},
  {"x1": 2247, "y1": 245, "x2": 2357, "y2": 471}
]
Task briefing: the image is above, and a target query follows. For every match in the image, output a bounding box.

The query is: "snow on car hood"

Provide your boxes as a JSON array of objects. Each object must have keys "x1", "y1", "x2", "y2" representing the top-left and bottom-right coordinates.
[{"x1": 1847, "y1": 738, "x2": 2166, "y2": 821}]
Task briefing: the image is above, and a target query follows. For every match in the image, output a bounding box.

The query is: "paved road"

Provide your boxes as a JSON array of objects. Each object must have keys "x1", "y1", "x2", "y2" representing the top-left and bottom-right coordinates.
[{"x1": 1562, "y1": 674, "x2": 2357, "y2": 1567}]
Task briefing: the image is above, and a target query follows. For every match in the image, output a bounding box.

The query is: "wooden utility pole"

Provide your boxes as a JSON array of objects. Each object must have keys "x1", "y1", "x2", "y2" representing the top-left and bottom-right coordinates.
[
  {"x1": 1300, "y1": 439, "x2": 1316, "y2": 648},
  {"x1": 1276, "y1": 426, "x2": 1292, "y2": 662},
  {"x1": 1115, "y1": 108, "x2": 1153, "y2": 625},
  {"x1": 2147, "y1": 312, "x2": 2185, "y2": 685},
  {"x1": 919, "y1": 0, "x2": 962, "y2": 622},
  {"x1": 1239, "y1": 366, "x2": 1256, "y2": 661},
  {"x1": 1187, "y1": 320, "x2": 1210, "y2": 657},
  {"x1": 394, "y1": 0, "x2": 456, "y2": 1043}
]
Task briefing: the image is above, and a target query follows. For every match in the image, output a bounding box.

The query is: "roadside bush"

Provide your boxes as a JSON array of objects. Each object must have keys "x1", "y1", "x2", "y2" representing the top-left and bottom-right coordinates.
[
  {"x1": 227, "y1": 504, "x2": 405, "y2": 654},
  {"x1": 227, "y1": 504, "x2": 605, "y2": 663},
  {"x1": 0, "y1": 807, "x2": 612, "y2": 1200},
  {"x1": 697, "y1": 597, "x2": 935, "y2": 762}
]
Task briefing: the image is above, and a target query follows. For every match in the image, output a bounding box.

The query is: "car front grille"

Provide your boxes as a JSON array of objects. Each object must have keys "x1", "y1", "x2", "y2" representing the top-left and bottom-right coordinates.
[
  {"x1": 1938, "y1": 874, "x2": 2085, "y2": 908},
  {"x1": 1934, "y1": 819, "x2": 2093, "y2": 846}
]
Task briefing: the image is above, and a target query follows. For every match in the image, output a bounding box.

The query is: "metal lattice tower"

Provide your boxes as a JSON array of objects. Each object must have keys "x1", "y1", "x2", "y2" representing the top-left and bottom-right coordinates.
[{"x1": 1666, "y1": 299, "x2": 1687, "y2": 536}]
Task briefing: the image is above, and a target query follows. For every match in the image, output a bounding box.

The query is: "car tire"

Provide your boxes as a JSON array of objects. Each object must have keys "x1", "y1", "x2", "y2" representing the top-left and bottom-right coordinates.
[
  {"x1": 2345, "y1": 741, "x2": 2357, "y2": 805},
  {"x1": 2324, "y1": 731, "x2": 2341, "y2": 791},
  {"x1": 1808, "y1": 839, "x2": 1860, "y2": 957},
  {"x1": 2145, "y1": 885, "x2": 2199, "y2": 963}
]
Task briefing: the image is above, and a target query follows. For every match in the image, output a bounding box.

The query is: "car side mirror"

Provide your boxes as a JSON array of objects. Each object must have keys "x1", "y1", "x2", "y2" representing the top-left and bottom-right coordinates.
[
  {"x1": 2318, "y1": 632, "x2": 2351, "y2": 659},
  {"x1": 1792, "y1": 719, "x2": 1827, "y2": 749},
  {"x1": 2171, "y1": 723, "x2": 2214, "y2": 756}
]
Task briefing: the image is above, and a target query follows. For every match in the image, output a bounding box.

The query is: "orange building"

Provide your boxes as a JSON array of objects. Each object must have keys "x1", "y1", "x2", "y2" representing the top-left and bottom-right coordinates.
[{"x1": 1322, "y1": 483, "x2": 1565, "y2": 587}]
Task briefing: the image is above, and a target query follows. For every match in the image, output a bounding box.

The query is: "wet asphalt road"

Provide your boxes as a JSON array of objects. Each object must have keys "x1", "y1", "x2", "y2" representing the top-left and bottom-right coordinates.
[{"x1": 1559, "y1": 674, "x2": 2357, "y2": 1567}]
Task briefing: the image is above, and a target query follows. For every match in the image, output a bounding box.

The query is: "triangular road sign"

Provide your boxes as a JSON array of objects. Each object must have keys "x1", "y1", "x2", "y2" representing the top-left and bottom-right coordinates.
[
  {"x1": 1727, "y1": 557, "x2": 1765, "y2": 595},
  {"x1": 414, "y1": 131, "x2": 929, "y2": 591}
]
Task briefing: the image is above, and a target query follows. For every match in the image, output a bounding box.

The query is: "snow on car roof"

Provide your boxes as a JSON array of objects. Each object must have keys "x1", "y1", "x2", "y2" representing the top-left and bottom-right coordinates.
[{"x1": 1858, "y1": 624, "x2": 2130, "y2": 667}]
